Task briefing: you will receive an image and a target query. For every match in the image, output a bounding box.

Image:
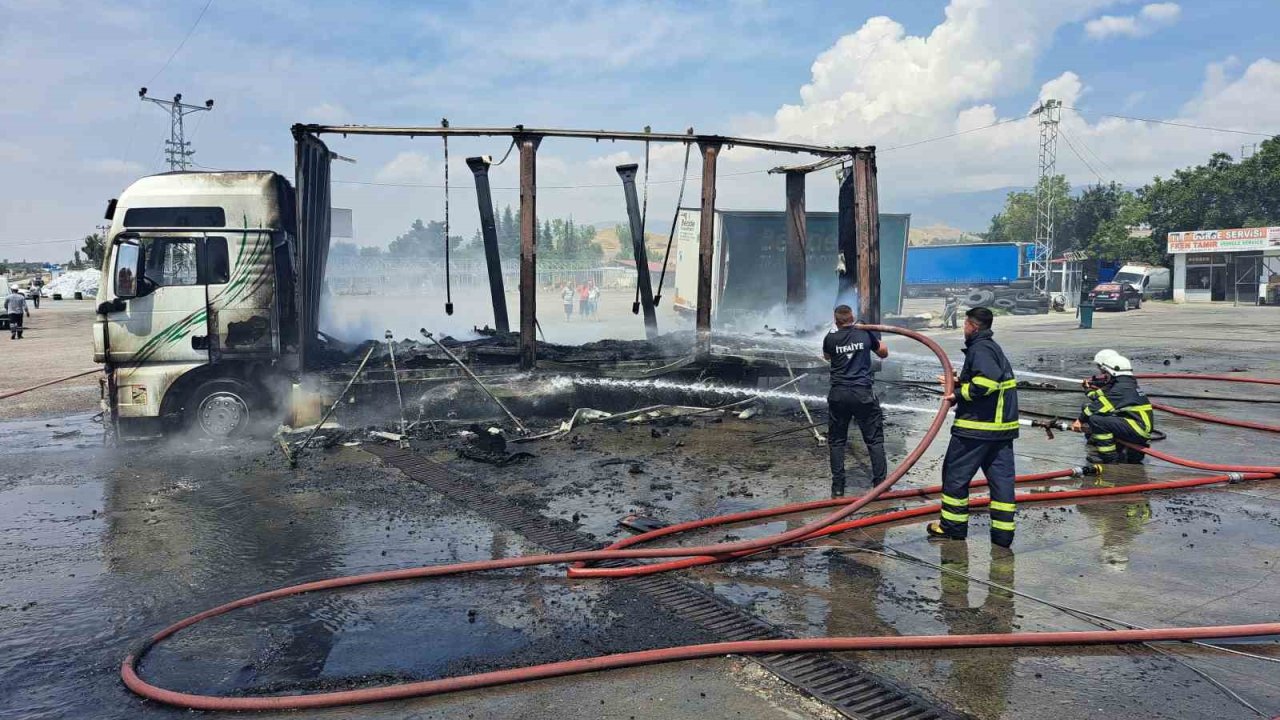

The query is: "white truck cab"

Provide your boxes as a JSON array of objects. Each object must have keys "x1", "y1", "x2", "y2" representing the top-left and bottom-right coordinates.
[{"x1": 95, "y1": 171, "x2": 301, "y2": 437}]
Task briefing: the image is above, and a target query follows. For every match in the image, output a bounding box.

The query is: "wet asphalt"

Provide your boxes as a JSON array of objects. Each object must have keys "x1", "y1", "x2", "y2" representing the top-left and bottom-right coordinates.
[{"x1": 3, "y1": 301, "x2": 1280, "y2": 720}]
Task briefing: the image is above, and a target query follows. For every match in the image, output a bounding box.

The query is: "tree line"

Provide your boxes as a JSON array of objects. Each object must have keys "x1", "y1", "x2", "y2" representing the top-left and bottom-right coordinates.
[
  {"x1": 333, "y1": 205, "x2": 604, "y2": 265},
  {"x1": 985, "y1": 137, "x2": 1280, "y2": 264}
]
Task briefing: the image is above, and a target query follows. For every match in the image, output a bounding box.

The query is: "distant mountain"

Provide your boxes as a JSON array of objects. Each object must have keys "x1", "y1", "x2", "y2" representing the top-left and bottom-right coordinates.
[{"x1": 908, "y1": 223, "x2": 986, "y2": 246}]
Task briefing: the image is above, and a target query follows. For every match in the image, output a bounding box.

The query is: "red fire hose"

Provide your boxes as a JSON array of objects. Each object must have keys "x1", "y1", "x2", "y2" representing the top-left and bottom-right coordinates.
[
  {"x1": 121, "y1": 332, "x2": 1280, "y2": 712},
  {"x1": 1151, "y1": 401, "x2": 1280, "y2": 434}
]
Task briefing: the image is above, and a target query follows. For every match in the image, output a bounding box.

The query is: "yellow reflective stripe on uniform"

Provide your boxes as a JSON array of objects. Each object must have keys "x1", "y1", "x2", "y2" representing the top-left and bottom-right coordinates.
[
  {"x1": 1095, "y1": 444, "x2": 1117, "y2": 452},
  {"x1": 989, "y1": 500, "x2": 1016, "y2": 512},
  {"x1": 960, "y1": 383, "x2": 973, "y2": 401},
  {"x1": 954, "y1": 418, "x2": 1021, "y2": 431},
  {"x1": 1096, "y1": 394, "x2": 1115, "y2": 413},
  {"x1": 971, "y1": 376, "x2": 1000, "y2": 393},
  {"x1": 1083, "y1": 406, "x2": 1093, "y2": 416},
  {"x1": 1124, "y1": 418, "x2": 1152, "y2": 438},
  {"x1": 941, "y1": 494, "x2": 969, "y2": 508},
  {"x1": 940, "y1": 508, "x2": 969, "y2": 523},
  {"x1": 1093, "y1": 433, "x2": 1114, "y2": 440},
  {"x1": 995, "y1": 386, "x2": 1005, "y2": 425},
  {"x1": 998, "y1": 380, "x2": 1018, "y2": 389},
  {"x1": 991, "y1": 519, "x2": 1016, "y2": 531}
]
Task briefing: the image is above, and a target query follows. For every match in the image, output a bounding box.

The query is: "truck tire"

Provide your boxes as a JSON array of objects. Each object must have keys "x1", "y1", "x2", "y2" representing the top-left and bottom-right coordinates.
[
  {"x1": 184, "y1": 378, "x2": 257, "y2": 438},
  {"x1": 967, "y1": 290, "x2": 995, "y2": 306},
  {"x1": 994, "y1": 298, "x2": 1017, "y2": 310},
  {"x1": 1011, "y1": 307, "x2": 1038, "y2": 316}
]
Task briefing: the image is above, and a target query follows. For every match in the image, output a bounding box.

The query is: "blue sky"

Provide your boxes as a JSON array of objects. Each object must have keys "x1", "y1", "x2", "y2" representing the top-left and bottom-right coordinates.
[{"x1": 3, "y1": 0, "x2": 1280, "y2": 262}]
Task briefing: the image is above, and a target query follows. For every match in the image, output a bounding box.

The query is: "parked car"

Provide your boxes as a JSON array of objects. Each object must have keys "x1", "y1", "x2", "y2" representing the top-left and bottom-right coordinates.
[{"x1": 1089, "y1": 281, "x2": 1142, "y2": 311}]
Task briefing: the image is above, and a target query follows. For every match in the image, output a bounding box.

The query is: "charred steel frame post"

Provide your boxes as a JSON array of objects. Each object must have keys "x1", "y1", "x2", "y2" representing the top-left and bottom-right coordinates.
[
  {"x1": 467, "y1": 156, "x2": 510, "y2": 334},
  {"x1": 616, "y1": 163, "x2": 659, "y2": 339},
  {"x1": 852, "y1": 150, "x2": 881, "y2": 324},
  {"x1": 695, "y1": 141, "x2": 721, "y2": 360},
  {"x1": 836, "y1": 167, "x2": 857, "y2": 316},
  {"x1": 784, "y1": 170, "x2": 807, "y2": 319},
  {"x1": 517, "y1": 135, "x2": 541, "y2": 370}
]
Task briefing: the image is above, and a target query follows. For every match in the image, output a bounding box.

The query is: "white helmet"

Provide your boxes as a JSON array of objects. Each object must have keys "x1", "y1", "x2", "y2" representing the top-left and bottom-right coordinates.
[{"x1": 1094, "y1": 349, "x2": 1133, "y2": 376}]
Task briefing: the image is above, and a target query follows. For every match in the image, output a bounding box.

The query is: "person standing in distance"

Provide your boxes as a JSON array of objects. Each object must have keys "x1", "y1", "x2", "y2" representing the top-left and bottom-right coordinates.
[
  {"x1": 928, "y1": 306, "x2": 1019, "y2": 548},
  {"x1": 823, "y1": 304, "x2": 889, "y2": 498}
]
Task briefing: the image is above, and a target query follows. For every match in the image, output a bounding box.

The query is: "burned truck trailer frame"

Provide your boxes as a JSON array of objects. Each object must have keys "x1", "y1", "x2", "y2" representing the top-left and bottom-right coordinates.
[
  {"x1": 292, "y1": 124, "x2": 885, "y2": 365},
  {"x1": 93, "y1": 125, "x2": 882, "y2": 437}
]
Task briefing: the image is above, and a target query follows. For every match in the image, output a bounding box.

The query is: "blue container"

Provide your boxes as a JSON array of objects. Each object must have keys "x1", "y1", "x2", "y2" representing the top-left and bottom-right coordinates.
[{"x1": 1078, "y1": 302, "x2": 1094, "y2": 329}]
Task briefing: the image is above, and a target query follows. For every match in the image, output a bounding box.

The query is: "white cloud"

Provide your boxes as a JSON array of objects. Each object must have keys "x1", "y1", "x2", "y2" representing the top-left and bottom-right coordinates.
[
  {"x1": 722, "y1": 0, "x2": 1280, "y2": 221},
  {"x1": 1085, "y1": 3, "x2": 1181, "y2": 40},
  {"x1": 84, "y1": 158, "x2": 145, "y2": 175},
  {"x1": 374, "y1": 151, "x2": 432, "y2": 183},
  {"x1": 303, "y1": 102, "x2": 351, "y2": 125},
  {"x1": 587, "y1": 151, "x2": 635, "y2": 169}
]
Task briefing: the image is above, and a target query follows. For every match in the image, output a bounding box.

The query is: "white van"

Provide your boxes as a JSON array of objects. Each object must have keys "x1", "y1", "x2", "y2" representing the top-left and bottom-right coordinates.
[{"x1": 1112, "y1": 264, "x2": 1170, "y2": 300}]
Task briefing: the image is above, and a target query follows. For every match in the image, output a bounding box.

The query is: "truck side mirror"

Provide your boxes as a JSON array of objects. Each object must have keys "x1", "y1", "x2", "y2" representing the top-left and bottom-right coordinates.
[{"x1": 114, "y1": 242, "x2": 141, "y2": 299}]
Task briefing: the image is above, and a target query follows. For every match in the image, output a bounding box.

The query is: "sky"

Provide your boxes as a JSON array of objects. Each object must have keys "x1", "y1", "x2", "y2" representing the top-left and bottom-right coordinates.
[{"x1": 2, "y1": 0, "x2": 1280, "y2": 263}]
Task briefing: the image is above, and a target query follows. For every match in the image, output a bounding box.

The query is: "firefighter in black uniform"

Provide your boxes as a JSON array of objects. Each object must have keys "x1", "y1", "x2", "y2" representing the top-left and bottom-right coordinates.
[
  {"x1": 1072, "y1": 349, "x2": 1154, "y2": 464},
  {"x1": 928, "y1": 307, "x2": 1019, "y2": 548},
  {"x1": 822, "y1": 304, "x2": 889, "y2": 498}
]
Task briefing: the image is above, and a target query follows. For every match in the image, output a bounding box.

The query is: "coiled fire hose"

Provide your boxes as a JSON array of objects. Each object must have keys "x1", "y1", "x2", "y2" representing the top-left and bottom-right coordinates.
[{"x1": 121, "y1": 330, "x2": 1280, "y2": 712}]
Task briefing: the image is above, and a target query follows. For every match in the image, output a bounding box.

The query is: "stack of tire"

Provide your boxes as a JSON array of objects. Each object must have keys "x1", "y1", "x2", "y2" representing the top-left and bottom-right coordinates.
[{"x1": 964, "y1": 278, "x2": 1049, "y2": 316}]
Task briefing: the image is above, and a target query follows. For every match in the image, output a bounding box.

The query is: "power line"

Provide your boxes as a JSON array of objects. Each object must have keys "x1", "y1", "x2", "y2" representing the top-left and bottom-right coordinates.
[
  {"x1": 1063, "y1": 105, "x2": 1276, "y2": 138},
  {"x1": 0, "y1": 237, "x2": 84, "y2": 248},
  {"x1": 880, "y1": 114, "x2": 1031, "y2": 152},
  {"x1": 148, "y1": 0, "x2": 214, "y2": 84},
  {"x1": 1058, "y1": 126, "x2": 1105, "y2": 185},
  {"x1": 1070, "y1": 129, "x2": 1119, "y2": 179}
]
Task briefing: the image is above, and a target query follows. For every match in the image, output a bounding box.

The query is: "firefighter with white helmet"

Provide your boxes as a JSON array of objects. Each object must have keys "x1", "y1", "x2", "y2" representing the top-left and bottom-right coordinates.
[{"x1": 1071, "y1": 349, "x2": 1154, "y2": 464}]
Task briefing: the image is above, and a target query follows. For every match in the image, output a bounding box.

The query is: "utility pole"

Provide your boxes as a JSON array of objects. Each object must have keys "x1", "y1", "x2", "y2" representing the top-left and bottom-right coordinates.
[
  {"x1": 139, "y1": 87, "x2": 213, "y2": 171},
  {"x1": 1030, "y1": 98, "x2": 1060, "y2": 296}
]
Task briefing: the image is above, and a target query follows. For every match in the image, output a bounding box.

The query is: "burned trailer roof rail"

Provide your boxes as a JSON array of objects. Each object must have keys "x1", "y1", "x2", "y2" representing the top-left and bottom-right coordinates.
[{"x1": 291, "y1": 123, "x2": 863, "y2": 158}]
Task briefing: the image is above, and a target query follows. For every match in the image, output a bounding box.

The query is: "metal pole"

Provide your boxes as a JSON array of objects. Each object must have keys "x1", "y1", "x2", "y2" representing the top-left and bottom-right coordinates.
[
  {"x1": 467, "y1": 156, "x2": 510, "y2": 333},
  {"x1": 291, "y1": 344, "x2": 377, "y2": 467},
  {"x1": 785, "y1": 170, "x2": 807, "y2": 320},
  {"x1": 385, "y1": 330, "x2": 408, "y2": 446},
  {"x1": 517, "y1": 135, "x2": 540, "y2": 369},
  {"x1": 853, "y1": 149, "x2": 881, "y2": 324},
  {"x1": 420, "y1": 329, "x2": 528, "y2": 434},
  {"x1": 617, "y1": 163, "x2": 658, "y2": 338},
  {"x1": 696, "y1": 141, "x2": 721, "y2": 360}
]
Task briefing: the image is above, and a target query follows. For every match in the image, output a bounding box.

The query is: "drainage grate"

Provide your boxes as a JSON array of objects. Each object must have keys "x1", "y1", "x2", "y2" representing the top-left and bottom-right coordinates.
[{"x1": 367, "y1": 445, "x2": 964, "y2": 720}]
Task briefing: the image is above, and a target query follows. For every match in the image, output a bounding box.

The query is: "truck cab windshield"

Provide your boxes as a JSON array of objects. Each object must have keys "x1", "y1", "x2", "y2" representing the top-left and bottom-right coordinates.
[{"x1": 135, "y1": 236, "x2": 230, "y2": 287}]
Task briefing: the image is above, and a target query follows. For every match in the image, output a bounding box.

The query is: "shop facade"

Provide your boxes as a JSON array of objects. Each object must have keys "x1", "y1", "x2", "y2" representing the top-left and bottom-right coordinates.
[{"x1": 1169, "y1": 227, "x2": 1280, "y2": 304}]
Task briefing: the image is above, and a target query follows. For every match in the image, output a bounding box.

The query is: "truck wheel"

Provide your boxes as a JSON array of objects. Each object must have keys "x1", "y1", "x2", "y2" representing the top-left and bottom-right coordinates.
[{"x1": 185, "y1": 379, "x2": 256, "y2": 438}]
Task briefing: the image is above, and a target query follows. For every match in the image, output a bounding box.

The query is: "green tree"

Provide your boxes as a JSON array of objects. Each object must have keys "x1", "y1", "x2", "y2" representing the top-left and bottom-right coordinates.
[
  {"x1": 389, "y1": 219, "x2": 455, "y2": 258},
  {"x1": 81, "y1": 233, "x2": 106, "y2": 267},
  {"x1": 499, "y1": 205, "x2": 518, "y2": 256},
  {"x1": 986, "y1": 175, "x2": 1072, "y2": 246},
  {"x1": 615, "y1": 224, "x2": 634, "y2": 260},
  {"x1": 1059, "y1": 182, "x2": 1126, "y2": 253}
]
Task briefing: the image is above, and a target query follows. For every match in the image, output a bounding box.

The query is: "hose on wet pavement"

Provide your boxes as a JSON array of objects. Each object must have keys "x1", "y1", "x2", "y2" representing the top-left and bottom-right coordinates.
[{"x1": 120, "y1": 332, "x2": 1280, "y2": 712}]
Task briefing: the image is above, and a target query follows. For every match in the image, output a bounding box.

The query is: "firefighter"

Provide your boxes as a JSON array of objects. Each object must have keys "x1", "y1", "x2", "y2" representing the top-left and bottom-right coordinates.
[
  {"x1": 822, "y1": 304, "x2": 889, "y2": 498},
  {"x1": 928, "y1": 307, "x2": 1019, "y2": 548},
  {"x1": 1071, "y1": 349, "x2": 1153, "y2": 464},
  {"x1": 941, "y1": 294, "x2": 959, "y2": 329}
]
